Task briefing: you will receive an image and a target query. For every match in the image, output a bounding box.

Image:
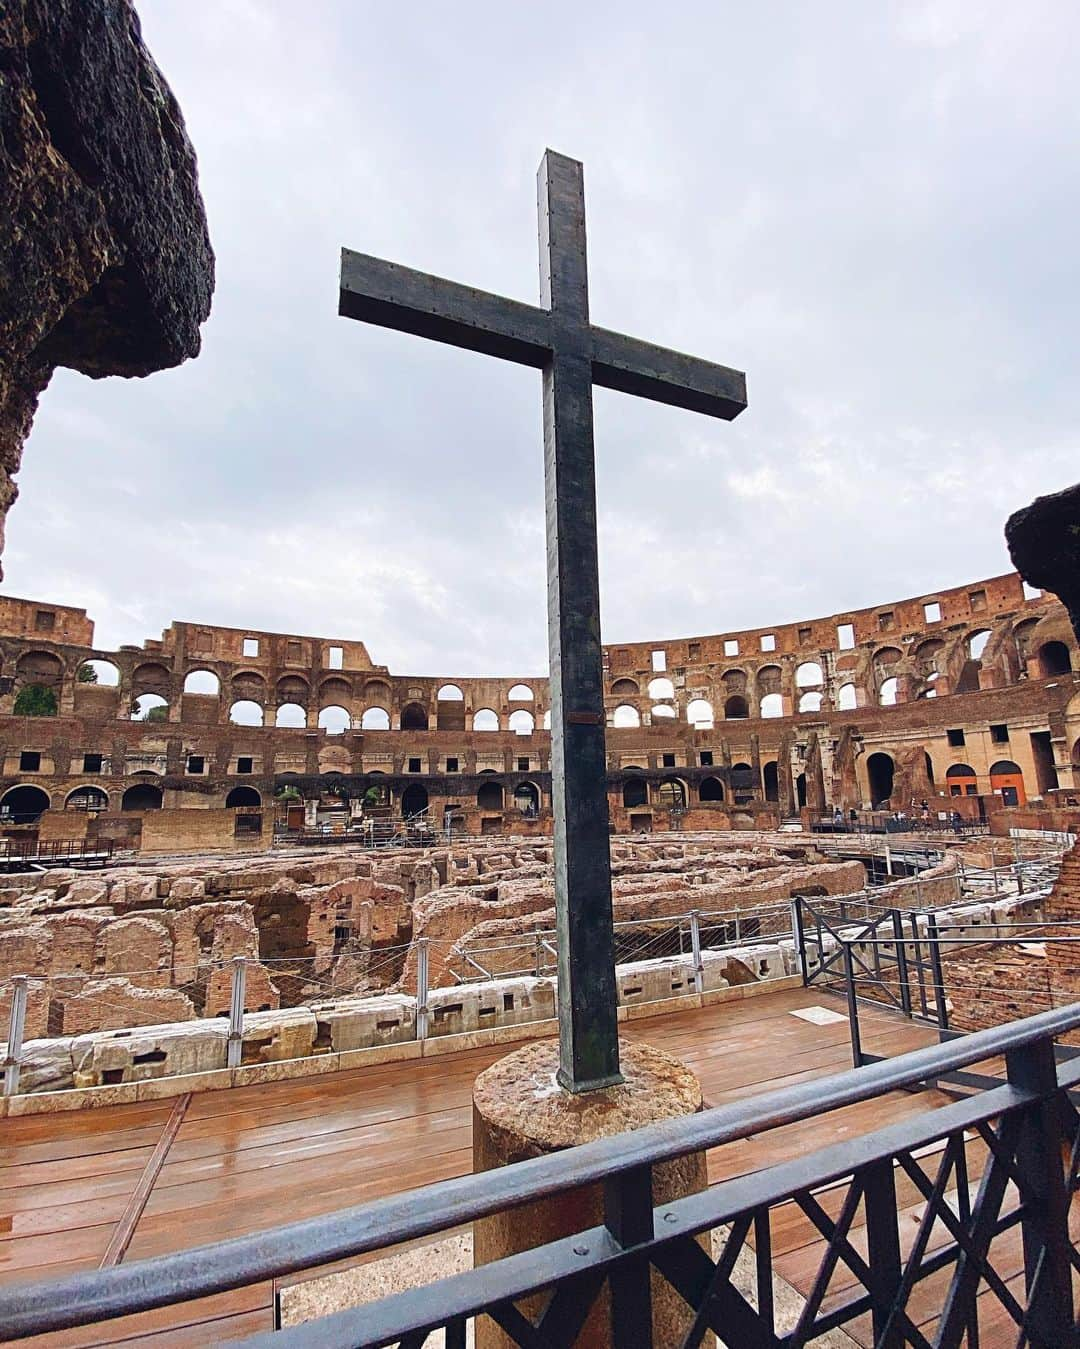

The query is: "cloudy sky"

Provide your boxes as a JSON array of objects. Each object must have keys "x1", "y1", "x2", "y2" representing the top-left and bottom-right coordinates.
[{"x1": 6, "y1": 2, "x2": 1078, "y2": 675}]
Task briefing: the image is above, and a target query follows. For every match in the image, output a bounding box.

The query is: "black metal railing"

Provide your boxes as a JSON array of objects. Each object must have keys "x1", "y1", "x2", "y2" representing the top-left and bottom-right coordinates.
[{"x1": 2, "y1": 1004, "x2": 1079, "y2": 1345}]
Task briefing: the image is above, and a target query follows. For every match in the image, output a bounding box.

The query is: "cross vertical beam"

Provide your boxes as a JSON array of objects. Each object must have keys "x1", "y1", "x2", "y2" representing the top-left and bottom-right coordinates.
[{"x1": 539, "y1": 153, "x2": 621, "y2": 1091}]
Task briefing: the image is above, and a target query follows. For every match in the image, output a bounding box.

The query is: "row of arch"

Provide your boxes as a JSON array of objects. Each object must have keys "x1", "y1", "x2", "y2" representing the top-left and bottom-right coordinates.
[{"x1": 0, "y1": 783, "x2": 264, "y2": 818}]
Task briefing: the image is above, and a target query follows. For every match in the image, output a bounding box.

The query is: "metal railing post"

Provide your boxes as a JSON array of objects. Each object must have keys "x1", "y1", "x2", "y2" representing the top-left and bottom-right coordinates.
[
  {"x1": 416, "y1": 938, "x2": 430, "y2": 1041},
  {"x1": 604, "y1": 1163, "x2": 655, "y2": 1347},
  {"x1": 689, "y1": 910, "x2": 704, "y2": 995},
  {"x1": 3, "y1": 976, "x2": 27, "y2": 1098},
  {"x1": 927, "y1": 912, "x2": 949, "y2": 1036},
  {"x1": 227, "y1": 957, "x2": 246, "y2": 1070},
  {"x1": 842, "y1": 943, "x2": 863, "y2": 1068},
  {"x1": 891, "y1": 910, "x2": 911, "y2": 1018},
  {"x1": 790, "y1": 897, "x2": 808, "y2": 984}
]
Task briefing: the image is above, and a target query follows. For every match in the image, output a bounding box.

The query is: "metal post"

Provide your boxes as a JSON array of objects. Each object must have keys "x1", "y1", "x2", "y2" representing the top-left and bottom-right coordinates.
[
  {"x1": 927, "y1": 913, "x2": 949, "y2": 1035},
  {"x1": 953, "y1": 870, "x2": 962, "y2": 902},
  {"x1": 3, "y1": 976, "x2": 27, "y2": 1098},
  {"x1": 226, "y1": 957, "x2": 246, "y2": 1070},
  {"x1": 790, "y1": 898, "x2": 808, "y2": 984},
  {"x1": 1004, "y1": 1039, "x2": 1075, "y2": 1347},
  {"x1": 689, "y1": 910, "x2": 704, "y2": 995},
  {"x1": 891, "y1": 910, "x2": 911, "y2": 1017},
  {"x1": 416, "y1": 937, "x2": 430, "y2": 1041},
  {"x1": 863, "y1": 1157, "x2": 904, "y2": 1349},
  {"x1": 914, "y1": 875, "x2": 923, "y2": 907},
  {"x1": 842, "y1": 943, "x2": 863, "y2": 1067},
  {"x1": 884, "y1": 843, "x2": 893, "y2": 876},
  {"x1": 604, "y1": 1163, "x2": 654, "y2": 1346}
]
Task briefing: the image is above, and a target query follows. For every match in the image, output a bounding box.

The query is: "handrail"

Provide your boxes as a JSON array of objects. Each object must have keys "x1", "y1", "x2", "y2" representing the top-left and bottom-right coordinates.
[{"x1": 3, "y1": 998, "x2": 1080, "y2": 1338}]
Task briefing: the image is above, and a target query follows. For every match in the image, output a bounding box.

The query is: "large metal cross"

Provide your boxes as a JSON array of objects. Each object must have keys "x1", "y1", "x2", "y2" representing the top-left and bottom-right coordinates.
[{"x1": 339, "y1": 150, "x2": 747, "y2": 1092}]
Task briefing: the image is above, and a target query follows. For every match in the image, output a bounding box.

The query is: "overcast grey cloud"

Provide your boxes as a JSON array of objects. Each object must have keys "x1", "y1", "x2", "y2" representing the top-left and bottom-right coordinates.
[{"x1": 5, "y1": 1, "x2": 1079, "y2": 674}]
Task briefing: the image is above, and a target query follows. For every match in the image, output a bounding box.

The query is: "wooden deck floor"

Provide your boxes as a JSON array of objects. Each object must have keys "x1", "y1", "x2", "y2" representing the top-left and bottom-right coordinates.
[{"x1": 0, "y1": 987, "x2": 948, "y2": 1346}]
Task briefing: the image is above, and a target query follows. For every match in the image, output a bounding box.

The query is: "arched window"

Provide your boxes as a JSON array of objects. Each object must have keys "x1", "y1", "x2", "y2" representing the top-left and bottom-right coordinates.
[
  {"x1": 699, "y1": 776, "x2": 724, "y2": 802},
  {"x1": 509, "y1": 709, "x2": 535, "y2": 735},
  {"x1": 613, "y1": 704, "x2": 640, "y2": 728},
  {"x1": 317, "y1": 705, "x2": 350, "y2": 734},
  {"x1": 226, "y1": 786, "x2": 261, "y2": 808},
  {"x1": 1039, "y1": 641, "x2": 1072, "y2": 677},
  {"x1": 763, "y1": 761, "x2": 779, "y2": 801},
  {"x1": 436, "y1": 684, "x2": 465, "y2": 731},
  {"x1": 508, "y1": 684, "x2": 533, "y2": 701},
  {"x1": 647, "y1": 677, "x2": 675, "y2": 701},
  {"x1": 867, "y1": 753, "x2": 894, "y2": 806},
  {"x1": 798, "y1": 691, "x2": 822, "y2": 713},
  {"x1": 276, "y1": 702, "x2": 306, "y2": 728},
  {"x1": 0, "y1": 785, "x2": 50, "y2": 820},
  {"x1": 685, "y1": 698, "x2": 713, "y2": 729},
  {"x1": 78, "y1": 660, "x2": 120, "y2": 687},
  {"x1": 132, "y1": 693, "x2": 168, "y2": 722},
  {"x1": 361, "y1": 706, "x2": 390, "y2": 730},
  {"x1": 473, "y1": 708, "x2": 499, "y2": 731},
  {"x1": 230, "y1": 699, "x2": 264, "y2": 727},
  {"x1": 477, "y1": 781, "x2": 504, "y2": 810},
  {"x1": 436, "y1": 684, "x2": 464, "y2": 700},
  {"x1": 990, "y1": 760, "x2": 1022, "y2": 777},
  {"x1": 724, "y1": 695, "x2": 749, "y2": 719},
  {"x1": 610, "y1": 678, "x2": 639, "y2": 696},
  {"x1": 759, "y1": 692, "x2": 783, "y2": 719},
  {"x1": 969, "y1": 630, "x2": 991, "y2": 660},
  {"x1": 879, "y1": 677, "x2": 899, "y2": 706},
  {"x1": 795, "y1": 662, "x2": 823, "y2": 688},
  {"x1": 514, "y1": 782, "x2": 540, "y2": 815},
  {"x1": 401, "y1": 783, "x2": 429, "y2": 816},
  {"x1": 651, "y1": 704, "x2": 677, "y2": 719},
  {"x1": 622, "y1": 776, "x2": 648, "y2": 808},
  {"x1": 65, "y1": 786, "x2": 108, "y2": 812},
  {"x1": 837, "y1": 683, "x2": 857, "y2": 710},
  {"x1": 400, "y1": 702, "x2": 428, "y2": 730},
  {"x1": 121, "y1": 783, "x2": 163, "y2": 812},
  {"x1": 183, "y1": 669, "x2": 220, "y2": 696},
  {"x1": 657, "y1": 778, "x2": 686, "y2": 809}
]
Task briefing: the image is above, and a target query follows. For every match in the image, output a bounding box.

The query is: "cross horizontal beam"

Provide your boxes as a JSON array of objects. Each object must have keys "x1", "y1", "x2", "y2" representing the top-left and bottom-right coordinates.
[{"x1": 339, "y1": 248, "x2": 747, "y2": 420}]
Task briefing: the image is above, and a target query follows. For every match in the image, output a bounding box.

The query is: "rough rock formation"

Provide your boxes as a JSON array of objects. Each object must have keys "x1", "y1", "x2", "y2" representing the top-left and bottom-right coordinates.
[
  {"x1": 1006, "y1": 485, "x2": 1080, "y2": 642},
  {"x1": 0, "y1": 0, "x2": 214, "y2": 569}
]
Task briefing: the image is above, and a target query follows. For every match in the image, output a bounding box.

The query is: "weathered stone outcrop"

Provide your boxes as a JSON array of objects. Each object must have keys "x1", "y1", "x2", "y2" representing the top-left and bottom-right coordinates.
[
  {"x1": 0, "y1": 0, "x2": 214, "y2": 569},
  {"x1": 1006, "y1": 485, "x2": 1080, "y2": 642}
]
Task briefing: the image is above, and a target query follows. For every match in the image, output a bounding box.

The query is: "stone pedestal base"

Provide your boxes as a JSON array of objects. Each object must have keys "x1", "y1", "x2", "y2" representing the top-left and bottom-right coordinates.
[{"x1": 472, "y1": 1038, "x2": 706, "y2": 1348}]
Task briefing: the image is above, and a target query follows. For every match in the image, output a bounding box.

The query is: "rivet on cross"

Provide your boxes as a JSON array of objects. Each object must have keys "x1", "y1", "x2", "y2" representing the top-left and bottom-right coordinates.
[{"x1": 339, "y1": 150, "x2": 747, "y2": 1093}]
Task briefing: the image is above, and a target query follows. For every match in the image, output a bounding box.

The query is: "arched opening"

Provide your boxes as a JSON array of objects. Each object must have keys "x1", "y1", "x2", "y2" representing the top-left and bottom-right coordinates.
[
  {"x1": 508, "y1": 709, "x2": 535, "y2": 735},
  {"x1": 477, "y1": 781, "x2": 504, "y2": 811},
  {"x1": 990, "y1": 760, "x2": 1025, "y2": 807},
  {"x1": 318, "y1": 705, "x2": 350, "y2": 734},
  {"x1": 514, "y1": 782, "x2": 540, "y2": 816},
  {"x1": 651, "y1": 704, "x2": 677, "y2": 719},
  {"x1": 1039, "y1": 641, "x2": 1072, "y2": 677},
  {"x1": 400, "y1": 702, "x2": 428, "y2": 730},
  {"x1": 226, "y1": 786, "x2": 261, "y2": 808},
  {"x1": 0, "y1": 785, "x2": 50, "y2": 820},
  {"x1": 183, "y1": 669, "x2": 220, "y2": 696},
  {"x1": 657, "y1": 777, "x2": 686, "y2": 809},
  {"x1": 13, "y1": 684, "x2": 58, "y2": 717},
  {"x1": 795, "y1": 662, "x2": 823, "y2": 688},
  {"x1": 16, "y1": 651, "x2": 63, "y2": 688},
  {"x1": 78, "y1": 659, "x2": 120, "y2": 686},
  {"x1": 276, "y1": 702, "x2": 306, "y2": 728},
  {"x1": 131, "y1": 693, "x2": 168, "y2": 722},
  {"x1": 837, "y1": 683, "x2": 857, "y2": 711},
  {"x1": 796, "y1": 772, "x2": 807, "y2": 808},
  {"x1": 436, "y1": 684, "x2": 465, "y2": 731},
  {"x1": 610, "y1": 678, "x2": 639, "y2": 696},
  {"x1": 969, "y1": 630, "x2": 991, "y2": 660},
  {"x1": 508, "y1": 684, "x2": 533, "y2": 701},
  {"x1": 924, "y1": 751, "x2": 935, "y2": 785},
  {"x1": 647, "y1": 677, "x2": 675, "y2": 701},
  {"x1": 401, "y1": 783, "x2": 429, "y2": 816},
  {"x1": 724, "y1": 695, "x2": 749, "y2": 719},
  {"x1": 879, "y1": 677, "x2": 899, "y2": 707},
  {"x1": 699, "y1": 776, "x2": 725, "y2": 802},
  {"x1": 763, "y1": 761, "x2": 779, "y2": 802},
  {"x1": 612, "y1": 704, "x2": 640, "y2": 728},
  {"x1": 121, "y1": 783, "x2": 163, "y2": 812},
  {"x1": 867, "y1": 753, "x2": 895, "y2": 807},
  {"x1": 759, "y1": 692, "x2": 783, "y2": 719},
  {"x1": 685, "y1": 698, "x2": 713, "y2": 729},
  {"x1": 798, "y1": 691, "x2": 822, "y2": 713},
  {"x1": 230, "y1": 699, "x2": 265, "y2": 727},
  {"x1": 622, "y1": 776, "x2": 648, "y2": 808},
  {"x1": 277, "y1": 675, "x2": 309, "y2": 706},
  {"x1": 946, "y1": 763, "x2": 978, "y2": 798},
  {"x1": 361, "y1": 706, "x2": 390, "y2": 730},
  {"x1": 65, "y1": 785, "x2": 108, "y2": 812},
  {"x1": 473, "y1": 708, "x2": 499, "y2": 731}
]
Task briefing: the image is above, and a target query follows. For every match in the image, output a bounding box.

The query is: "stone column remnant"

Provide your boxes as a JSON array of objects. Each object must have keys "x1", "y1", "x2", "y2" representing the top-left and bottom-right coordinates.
[
  {"x1": 1006, "y1": 485, "x2": 1080, "y2": 642},
  {"x1": 0, "y1": 0, "x2": 214, "y2": 572}
]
